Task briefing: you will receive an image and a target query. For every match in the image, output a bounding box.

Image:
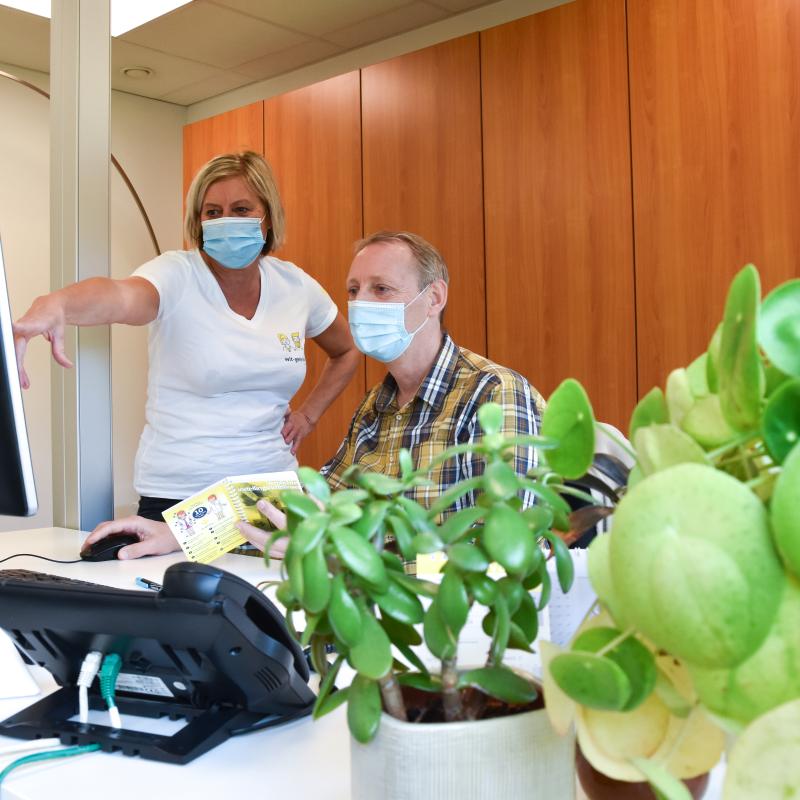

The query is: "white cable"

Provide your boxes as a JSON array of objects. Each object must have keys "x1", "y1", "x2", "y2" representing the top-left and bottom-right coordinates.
[
  {"x1": 108, "y1": 705, "x2": 122, "y2": 729},
  {"x1": 76, "y1": 651, "x2": 103, "y2": 724},
  {"x1": 0, "y1": 738, "x2": 61, "y2": 758}
]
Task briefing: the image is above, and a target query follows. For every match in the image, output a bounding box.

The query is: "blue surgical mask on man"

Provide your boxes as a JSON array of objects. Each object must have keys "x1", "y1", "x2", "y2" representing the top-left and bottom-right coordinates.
[
  {"x1": 201, "y1": 216, "x2": 266, "y2": 269},
  {"x1": 348, "y1": 286, "x2": 430, "y2": 363}
]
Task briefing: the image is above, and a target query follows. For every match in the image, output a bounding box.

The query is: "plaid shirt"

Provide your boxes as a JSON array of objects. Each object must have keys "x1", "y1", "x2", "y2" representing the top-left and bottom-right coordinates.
[{"x1": 321, "y1": 333, "x2": 545, "y2": 519}]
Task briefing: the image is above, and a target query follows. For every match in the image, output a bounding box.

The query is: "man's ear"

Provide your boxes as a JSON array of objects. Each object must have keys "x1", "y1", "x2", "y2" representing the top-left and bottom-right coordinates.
[{"x1": 427, "y1": 279, "x2": 448, "y2": 317}]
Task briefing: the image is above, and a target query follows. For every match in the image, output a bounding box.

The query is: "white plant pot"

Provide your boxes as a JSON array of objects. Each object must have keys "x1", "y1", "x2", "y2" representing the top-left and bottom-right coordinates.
[{"x1": 351, "y1": 704, "x2": 576, "y2": 800}]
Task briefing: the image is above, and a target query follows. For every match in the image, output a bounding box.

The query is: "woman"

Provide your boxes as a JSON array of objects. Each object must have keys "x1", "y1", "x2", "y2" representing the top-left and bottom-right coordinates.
[{"x1": 14, "y1": 151, "x2": 358, "y2": 553}]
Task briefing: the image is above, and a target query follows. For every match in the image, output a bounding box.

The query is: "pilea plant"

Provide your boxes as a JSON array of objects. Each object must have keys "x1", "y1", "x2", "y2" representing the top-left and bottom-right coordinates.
[
  {"x1": 543, "y1": 265, "x2": 800, "y2": 800},
  {"x1": 266, "y1": 391, "x2": 596, "y2": 743}
]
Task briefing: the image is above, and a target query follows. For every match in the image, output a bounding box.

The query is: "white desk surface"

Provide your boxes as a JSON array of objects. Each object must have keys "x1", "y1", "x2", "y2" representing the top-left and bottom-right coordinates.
[
  {"x1": 0, "y1": 528, "x2": 349, "y2": 800},
  {"x1": 0, "y1": 528, "x2": 726, "y2": 800}
]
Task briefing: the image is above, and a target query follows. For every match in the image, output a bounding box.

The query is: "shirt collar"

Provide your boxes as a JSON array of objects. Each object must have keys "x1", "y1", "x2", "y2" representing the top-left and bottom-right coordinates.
[{"x1": 374, "y1": 333, "x2": 460, "y2": 413}]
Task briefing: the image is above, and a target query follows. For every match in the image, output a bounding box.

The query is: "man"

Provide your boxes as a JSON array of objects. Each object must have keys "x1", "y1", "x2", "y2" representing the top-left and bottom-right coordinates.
[{"x1": 86, "y1": 231, "x2": 544, "y2": 559}]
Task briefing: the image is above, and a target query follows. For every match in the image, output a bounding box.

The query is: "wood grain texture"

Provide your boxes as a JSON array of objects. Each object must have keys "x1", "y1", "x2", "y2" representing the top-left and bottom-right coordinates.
[
  {"x1": 265, "y1": 72, "x2": 365, "y2": 469},
  {"x1": 182, "y1": 101, "x2": 264, "y2": 204},
  {"x1": 481, "y1": 0, "x2": 636, "y2": 430},
  {"x1": 361, "y1": 34, "x2": 486, "y2": 388},
  {"x1": 629, "y1": 0, "x2": 800, "y2": 396}
]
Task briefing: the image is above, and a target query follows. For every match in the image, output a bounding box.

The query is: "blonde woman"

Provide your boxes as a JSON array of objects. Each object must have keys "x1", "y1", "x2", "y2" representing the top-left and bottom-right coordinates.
[{"x1": 14, "y1": 151, "x2": 358, "y2": 540}]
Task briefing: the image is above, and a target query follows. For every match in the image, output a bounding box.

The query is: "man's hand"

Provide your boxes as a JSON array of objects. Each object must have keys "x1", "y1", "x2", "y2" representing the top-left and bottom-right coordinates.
[
  {"x1": 83, "y1": 516, "x2": 180, "y2": 560},
  {"x1": 13, "y1": 296, "x2": 72, "y2": 389},
  {"x1": 236, "y1": 499, "x2": 288, "y2": 558}
]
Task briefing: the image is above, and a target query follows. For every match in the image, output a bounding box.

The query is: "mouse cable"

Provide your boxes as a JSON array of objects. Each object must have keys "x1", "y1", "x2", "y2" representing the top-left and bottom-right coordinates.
[
  {"x1": 0, "y1": 553, "x2": 82, "y2": 565},
  {"x1": 0, "y1": 744, "x2": 101, "y2": 787}
]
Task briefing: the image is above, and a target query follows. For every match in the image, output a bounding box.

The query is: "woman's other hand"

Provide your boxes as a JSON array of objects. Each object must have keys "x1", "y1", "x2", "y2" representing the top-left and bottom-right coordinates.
[
  {"x1": 281, "y1": 408, "x2": 315, "y2": 455},
  {"x1": 83, "y1": 516, "x2": 180, "y2": 560}
]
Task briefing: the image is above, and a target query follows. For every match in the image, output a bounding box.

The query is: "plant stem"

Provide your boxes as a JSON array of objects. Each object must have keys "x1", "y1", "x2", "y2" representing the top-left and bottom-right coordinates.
[
  {"x1": 441, "y1": 657, "x2": 464, "y2": 722},
  {"x1": 594, "y1": 627, "x2": 635, "y2": 657},
  {"x1": 378, "y1": 672, "x2": 408, "y2": 722},
  {"x1": 706, "y1": 431, "x2": 760, "y2": 461}
]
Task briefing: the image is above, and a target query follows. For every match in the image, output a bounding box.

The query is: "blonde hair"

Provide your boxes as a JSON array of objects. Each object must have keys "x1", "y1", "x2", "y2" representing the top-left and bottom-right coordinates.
[
  {"x1": 184, "y1": 151, "x2": 285, "y2": 253},
  {"x1": 354, "y1": 231, "x2": 449, "y2": 289}
]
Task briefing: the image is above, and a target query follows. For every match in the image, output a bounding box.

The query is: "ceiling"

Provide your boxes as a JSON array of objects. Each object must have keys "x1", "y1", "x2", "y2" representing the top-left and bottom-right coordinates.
[{"x1": 0, "y1": 0, "x2": 500, "y2": 106}]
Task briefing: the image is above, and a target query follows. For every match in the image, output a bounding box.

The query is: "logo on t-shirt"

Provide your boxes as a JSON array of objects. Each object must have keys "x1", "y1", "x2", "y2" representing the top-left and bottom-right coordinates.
[{"x1": 277, "y1": 332, "x2": 305, "y2": 363}]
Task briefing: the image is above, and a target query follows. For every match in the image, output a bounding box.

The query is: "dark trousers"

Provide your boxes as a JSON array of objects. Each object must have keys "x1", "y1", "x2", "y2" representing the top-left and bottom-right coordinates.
[{"x1": 137, "y1": 495, "x2": 181, "y2": 522}]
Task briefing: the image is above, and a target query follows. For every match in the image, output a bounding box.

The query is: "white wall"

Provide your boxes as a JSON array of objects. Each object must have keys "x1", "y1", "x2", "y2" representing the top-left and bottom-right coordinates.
[{"x1": 0, "y1": 63, "x2": 184, "y2": 531}]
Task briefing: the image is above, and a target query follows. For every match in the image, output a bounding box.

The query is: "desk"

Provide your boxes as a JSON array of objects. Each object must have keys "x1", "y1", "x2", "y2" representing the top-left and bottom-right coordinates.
[{"x1": 0, "y1": 528, "x2": 350, "y2": 800}]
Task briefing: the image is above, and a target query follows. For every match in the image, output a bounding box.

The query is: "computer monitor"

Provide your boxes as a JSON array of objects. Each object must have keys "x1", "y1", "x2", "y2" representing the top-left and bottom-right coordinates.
[{"x1": 0, "y1": 233, "x2": 37, "y2": 516}]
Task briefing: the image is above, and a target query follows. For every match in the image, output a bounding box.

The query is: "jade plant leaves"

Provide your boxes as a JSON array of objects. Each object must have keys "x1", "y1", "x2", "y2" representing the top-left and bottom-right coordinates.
[
  {"x1": 762, "y1": 379, "x2": 800, "y2": 464},
  {"x1": 347, "y1": 675, "x2": 382, "y2": 744},
  {"x1": 758, "y1": 278, "x2": 800, "y2": 377},
  {"x1": 447, "y1": 541, "x2": 489, "y2": 573},
  {"x1": 328, "y1": 574, "x2": 362, "y2": 648},
  {"x1": 330, "y1": 526, "x2": 388, "y2": 592},
  {"x1": 438, "y1": 569, "x2": 470, "y2": 636},
  {"x1": 301, "y1": 544, "x2": 331, "y2": 614},
  {"x1": 542, "y1": 378, "x2": 596, "y2": 479},
  {"x1": 373, "y1": 579, "x2": 424, "y2": 626},
  {"x1": 348, "y1": 609, "x2": 393, "y2": 679},
  {"x1": 477, "y1": 401, "x2": 503, "y2": 436},
  {"x1": 422, "y1": 599, "x2": 457, "y2": 660},
  {"x1": 770, "y1": 442, "x2": 800, "y2": 577},
  {"x1": 483, "y1": 504, "x2": 536, "y2": 574},
  {"x1": 457, "y1": 666, "x2": 537, "y2": 704},
  {"x1": 610, "y1": 463, "x2": 784, "y2": 667},
  {"x1": 298, "y1": 466, "x2": 331, "y2": 503},
  {"x1": 718, "y1": 264, "x2": 763, "y2": 431}
]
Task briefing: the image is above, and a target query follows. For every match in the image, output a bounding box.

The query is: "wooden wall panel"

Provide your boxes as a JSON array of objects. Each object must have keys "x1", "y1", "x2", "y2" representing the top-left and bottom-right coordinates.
[
  {"x1": 629, "y1": 0, "x2": 800, "y2": 395},
  {"x1": 481, "y1": 0, "x2": 636, "y2": 430},
  {"x1": 361, "y1": 35, "x2": 485, "y2": 388},
  {"x1": 182, "y1": 102, "x2": 264, "y2": 202},
  {"x1": 265, "y1": 73, "x2": 365, "y2": 469}
]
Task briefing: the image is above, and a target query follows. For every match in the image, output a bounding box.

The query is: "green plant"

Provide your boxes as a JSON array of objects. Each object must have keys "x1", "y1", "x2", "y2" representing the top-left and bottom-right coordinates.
[
  {"x1": 266, "y1": 391, "x2": 596, "y2": 743},
  {"x1": 544, "y1": 265, "x2": 800, "y2": 800}
]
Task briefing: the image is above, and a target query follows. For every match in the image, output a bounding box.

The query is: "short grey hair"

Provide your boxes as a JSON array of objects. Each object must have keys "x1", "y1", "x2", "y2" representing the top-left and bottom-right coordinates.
[
  {"x1": 355, "y1": 231, "x2": 449, "y2": 290},
  {"x1": 184, "y1": 151, "x2": 285, "y2": 253}
]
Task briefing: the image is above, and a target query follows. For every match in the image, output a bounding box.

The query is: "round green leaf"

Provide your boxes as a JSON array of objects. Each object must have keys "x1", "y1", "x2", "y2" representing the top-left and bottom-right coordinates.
[
  {"x1": 680, "y1": 394, "x2": 737, "y2": 448},
  {"x1": 458, "y1": 666, "x2": 537, "y2": 704},
  {"x1": 610, "y1": 463, "x2": 784, "y2": 667},
  {"x1": 483, "y1": 504, "x2": 536, "y2": 574},
  {"x1": 347, "y1": 675, "x2": 382, "y2": 744},
  {"x1": 478, "y1": 402, "x2": 503, "y2": 436},
  {"x1": 348, "y1": 609, "x2": 393, "y2": 679},
  {"x1": 770, "y1": 442, "x2": 800, "y2": 577},
  {"x1": 522, "y1": 504, "x2": 553, "y2": 534},
  {"x1": 330, "y1": 526, "x2": 388, "y2": 592},
  {"x1": 497, "y1": 576, "x2": 524, "y2": 615},
  {"x1": 633, "y1": 423, "x2": 708, "y2": 476},
  {"x1": 666, "y1": 368, "x2": 694, "y2": 427},
  {"x1": 542, "y1": 379, "x2": 596, "y2": 479},
  {"x1": 758, "y1": 278, "x2": 800, "y2": 377},
  {"x1": 549, "y1": 651, "x2": 631, "y2": 711},
  {"x1": 762, "y1": 379, "x2": 800, "y2": 464},
  {"x1": 373, "y1": 579, "x2": 424, "y2": 625},
  {"x1": 447, "y1": 542, "x2": 489, "y2": 572},
  {"x1": 328, "y1": 574, "x2": 362, "y2": 648},
  {"x1": 511, "y1": 590, "x2": 538, "y2": 643},
  {"x1": 301, "y1": 544, "x2": 331, "y2": 614},
  {"x1": 629, "y1": 386, "x2": 669, "y2": 443},
  {"x1": 718, "y1": 263, "x2": 763, "y2": 431},
  {"x1": 351, "y1": 500, "x2": 389, "y2": 538},
  {"x1": 686, "y1": 353, "x2": 710, "y2": 398},
  {"x1": 572, "y1": 627, "x2": 656, "y2": 711},
  {"x1": 298, "y1": 467, "x2": 331, "y2": 503}
]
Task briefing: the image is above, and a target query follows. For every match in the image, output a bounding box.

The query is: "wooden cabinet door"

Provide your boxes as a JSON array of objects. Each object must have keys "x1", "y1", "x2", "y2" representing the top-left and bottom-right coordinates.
[
  {"x1": 482, "y1": 0, "x2": 636, "y2": 430},
  {"x1": 265, "y1": 72, "x2": 365, "y2": 469},
  {"x1": 361, "y1": 34, "x2": 485, "y2": 388},
  {"x1": 182, "y1": 102, "x2": 264, "y2": 204},
  {"x1": 629, "y1": 0, "x2": 800, "y2": 395}
]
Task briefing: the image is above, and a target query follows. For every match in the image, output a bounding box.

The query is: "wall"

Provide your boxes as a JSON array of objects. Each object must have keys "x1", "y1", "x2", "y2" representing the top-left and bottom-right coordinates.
[{"x1": 0, "y1": 64, "x2": 184, "y2": 531}]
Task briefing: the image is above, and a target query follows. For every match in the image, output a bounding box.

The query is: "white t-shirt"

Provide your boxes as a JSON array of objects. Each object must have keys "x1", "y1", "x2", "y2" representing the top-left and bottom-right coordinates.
[{"x1": 131, "y1": 250, "x2": 338, "y2": 498}]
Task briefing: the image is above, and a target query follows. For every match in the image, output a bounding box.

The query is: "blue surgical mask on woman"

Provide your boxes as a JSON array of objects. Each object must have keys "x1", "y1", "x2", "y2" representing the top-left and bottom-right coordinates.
[
  {"x1": 201, "y1": 216, "x2": 266, "y2": 269},
  {"x1": 348, "y1": 286, "x2": 430, "y2": 363}
]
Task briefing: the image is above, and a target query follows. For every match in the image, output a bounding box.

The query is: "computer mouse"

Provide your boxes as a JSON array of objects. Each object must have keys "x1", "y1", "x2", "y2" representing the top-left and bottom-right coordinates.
[{"x1": 80, "y1": 533, "x2": 140, "y2": 562}]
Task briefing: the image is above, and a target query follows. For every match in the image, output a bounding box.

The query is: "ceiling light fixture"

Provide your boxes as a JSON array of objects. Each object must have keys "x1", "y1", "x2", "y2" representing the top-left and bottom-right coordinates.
[
  {"x1": 121, "y1": 66, "x2": 154, "y2": 79},
  {"x1": 0, "y1": 0, "x2": 192, "y2": 36}
]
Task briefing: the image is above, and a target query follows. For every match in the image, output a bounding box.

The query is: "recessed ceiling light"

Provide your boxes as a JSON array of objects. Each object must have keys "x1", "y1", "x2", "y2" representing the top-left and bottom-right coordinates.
[
  {"x1": 0, "y1": 1, "x2": 192, "y2": 36},
  {"x1": 121, "y1": 66, "x2": 154, "y2": 79}
]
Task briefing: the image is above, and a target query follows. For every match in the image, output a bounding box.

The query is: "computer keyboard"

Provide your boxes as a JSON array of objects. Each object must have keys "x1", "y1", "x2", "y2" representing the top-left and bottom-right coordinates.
[{"x1": 0, "y1": 568, "x2": 115, "y2": 591}]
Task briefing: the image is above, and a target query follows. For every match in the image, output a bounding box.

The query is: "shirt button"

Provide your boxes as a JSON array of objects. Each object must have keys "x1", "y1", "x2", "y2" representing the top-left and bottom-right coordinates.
[{"x1": 395, "y1": 413, "x2": 402, "y2": 420}]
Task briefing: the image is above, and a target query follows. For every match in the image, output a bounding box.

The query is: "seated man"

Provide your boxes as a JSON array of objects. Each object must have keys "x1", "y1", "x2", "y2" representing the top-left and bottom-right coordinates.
[{"x1": 86, "y1": 231, "x2": 544, "y2": 559}]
